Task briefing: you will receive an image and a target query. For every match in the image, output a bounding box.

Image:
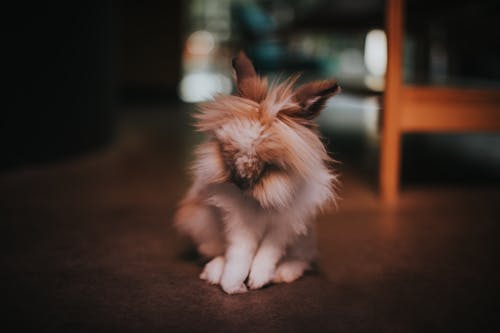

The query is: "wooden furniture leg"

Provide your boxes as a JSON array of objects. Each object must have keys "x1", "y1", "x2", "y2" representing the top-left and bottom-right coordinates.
[
  {"x1": 380, "y1": 0, "x2": 404, "y2": 204},
  {"x1": 380, "y1": 0, "x2": 500, "y2": 204}
]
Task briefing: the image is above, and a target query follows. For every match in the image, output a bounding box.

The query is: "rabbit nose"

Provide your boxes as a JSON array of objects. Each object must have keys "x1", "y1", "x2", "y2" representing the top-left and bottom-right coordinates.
[
  {"x1": 231, "y1": 154, "x2": 264, "y2": 190},
  {"x1": 231, "y1": 172, "x2": 251, "y2": 190}
]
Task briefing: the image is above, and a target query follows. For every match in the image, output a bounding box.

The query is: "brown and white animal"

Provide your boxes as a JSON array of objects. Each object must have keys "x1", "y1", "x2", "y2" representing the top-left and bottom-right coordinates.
[{"x1": 175, "y1": 52, "x2": 340, "y2": 294}]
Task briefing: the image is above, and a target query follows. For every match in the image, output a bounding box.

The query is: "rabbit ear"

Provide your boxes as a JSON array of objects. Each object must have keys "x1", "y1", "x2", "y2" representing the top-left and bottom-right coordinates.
[
  {"x1": 232, "y1": 51, "x2": 267, "y2": 102},
  {"x1": 232, "y1": 51, "x2": 257, "y2": 81},
  {"x1": 292, "y1": 80, "x2": 340, "y2": 119}
]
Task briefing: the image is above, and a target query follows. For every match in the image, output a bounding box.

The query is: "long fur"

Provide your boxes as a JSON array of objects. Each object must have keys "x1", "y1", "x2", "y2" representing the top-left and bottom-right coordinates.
[{"x1": 175, "y1": 52, "x2": 340, "y2": 294}]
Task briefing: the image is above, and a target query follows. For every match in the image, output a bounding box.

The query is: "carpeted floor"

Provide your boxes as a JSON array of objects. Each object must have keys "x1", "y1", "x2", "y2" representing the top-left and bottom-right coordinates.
[{"x1": 1, "y1": 108, "x2": 499, "y2": 332}]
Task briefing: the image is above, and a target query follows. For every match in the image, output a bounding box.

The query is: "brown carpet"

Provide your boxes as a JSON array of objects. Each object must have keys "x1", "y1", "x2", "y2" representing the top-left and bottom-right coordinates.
[{"x1": 1, "y1": 109, "x2": 499, "y2": 332}]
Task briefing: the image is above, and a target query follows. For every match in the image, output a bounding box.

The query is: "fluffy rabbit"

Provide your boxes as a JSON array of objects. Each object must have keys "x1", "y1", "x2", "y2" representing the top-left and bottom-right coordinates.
[{"x1": 175, "y1": 52, "x2": 340, "y2": 294}]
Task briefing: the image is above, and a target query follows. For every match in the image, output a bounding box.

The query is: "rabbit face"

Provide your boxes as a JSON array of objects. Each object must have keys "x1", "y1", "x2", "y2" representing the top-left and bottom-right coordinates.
[{"x1": 192, "y1": 52, "x2": 340, "y2": 209}]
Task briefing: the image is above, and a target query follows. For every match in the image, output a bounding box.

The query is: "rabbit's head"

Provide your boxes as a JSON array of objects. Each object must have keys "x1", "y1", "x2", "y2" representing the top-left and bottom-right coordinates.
[{"x1": 193, "y1": 52, "x2": 340, "y2": 209}]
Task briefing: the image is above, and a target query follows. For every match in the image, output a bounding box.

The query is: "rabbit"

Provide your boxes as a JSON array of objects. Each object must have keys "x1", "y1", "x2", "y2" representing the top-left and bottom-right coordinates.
[{"x1": 175, "y1": 52, "x2": 340, "y2": 294}]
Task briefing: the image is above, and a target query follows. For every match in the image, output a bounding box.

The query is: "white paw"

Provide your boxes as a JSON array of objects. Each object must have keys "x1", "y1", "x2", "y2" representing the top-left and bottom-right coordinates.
[
  {"x1": 220, "y1": 280, "x2": 248, "y2": 294},
  {"x1": 199, "y1": 256, "x2": 225, "y2": 285},
  {"x1": 247, "y1": 264, "x2": 275, "y2": 290},
  {"x1": 220, "y1": 270, "x2": 248, "y2": 294},
  {"x1": 273, "y1": 261, "x2": 309, "y2": 283}
]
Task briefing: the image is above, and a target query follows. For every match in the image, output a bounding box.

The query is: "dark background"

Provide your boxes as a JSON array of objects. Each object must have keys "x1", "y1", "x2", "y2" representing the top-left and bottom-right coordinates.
[
  {"x1": 2, "y1": 0, "x2": 184, "y2": 170},
  {"x1": 2, "y1": 0, "x2": 499, "y2": 174}
]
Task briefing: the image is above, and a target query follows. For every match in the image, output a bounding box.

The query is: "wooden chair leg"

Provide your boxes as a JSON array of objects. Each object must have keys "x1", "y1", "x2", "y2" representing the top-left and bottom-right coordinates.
[
  {"x1": 380, "y1": 127, "x2": 401, "y2": 204},
  {"x1": 380, "y1": 0, "x2": 404, "y2": 204}
]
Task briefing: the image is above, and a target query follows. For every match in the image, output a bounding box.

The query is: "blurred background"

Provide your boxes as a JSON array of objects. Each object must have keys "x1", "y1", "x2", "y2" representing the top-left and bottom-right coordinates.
[
  {"x1": 2, "y1": 0, "x2": 500, "y2": 185},
  {"x1": 1, "y1": 1, "x2": 500, "y2": 331}
]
